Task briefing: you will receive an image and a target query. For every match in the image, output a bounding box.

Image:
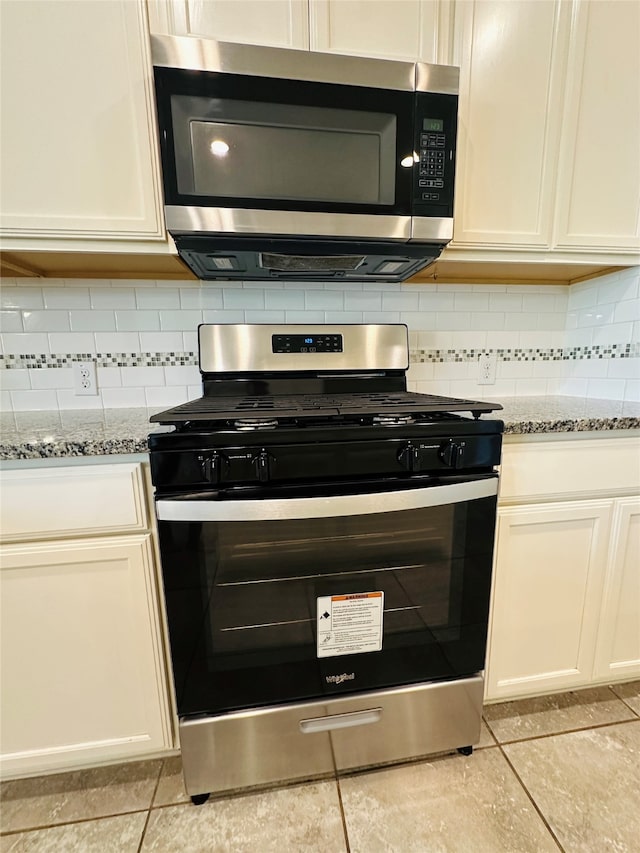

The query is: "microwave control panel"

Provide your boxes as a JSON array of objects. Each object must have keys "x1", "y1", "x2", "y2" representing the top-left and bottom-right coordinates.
[{"x1": 413, "y1": 93, "x2": 457, "y2": 215}]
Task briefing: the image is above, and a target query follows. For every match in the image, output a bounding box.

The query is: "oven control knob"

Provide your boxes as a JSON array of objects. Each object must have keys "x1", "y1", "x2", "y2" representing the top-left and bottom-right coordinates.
[
  {"x1": 197, "y1": 451, "x2": 225, "y2": 483},
  {"x1": 254, "y1": 448, "x2": 272, "y2": 482},
  {"x1": 398, "y1": 442, "x2": 421, "y2": 472},
  {"x1": 439, "y1": 440, "x2": 466, "y2": 468}
]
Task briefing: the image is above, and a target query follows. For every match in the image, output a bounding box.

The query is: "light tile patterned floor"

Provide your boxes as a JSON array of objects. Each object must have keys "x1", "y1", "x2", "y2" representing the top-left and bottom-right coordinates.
[{"x1": 1, "y1": 682, "x2": 638, "y2": 852}]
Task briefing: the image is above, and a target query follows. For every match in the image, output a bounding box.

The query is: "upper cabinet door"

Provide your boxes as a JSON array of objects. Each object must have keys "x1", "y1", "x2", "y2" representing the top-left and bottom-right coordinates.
[
  {"x1": 147, "y1": 0, "x2": 310, "y2": 49},
  {"x1": 451, "y1": 0, "x2": 570, "y2": 249},
  {"x1": 0, "y1": 0, "x2": 164, "y2": 241},
  {"x1": 553, "y1": 0, "x2": 640, "y2": 253},
  {"x1": 309, "y1": 0, "x2": 449, "y2": 63}
]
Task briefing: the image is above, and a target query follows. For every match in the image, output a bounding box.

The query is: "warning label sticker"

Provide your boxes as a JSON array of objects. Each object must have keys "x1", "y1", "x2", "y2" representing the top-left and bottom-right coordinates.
[{"x1": 316, "y1": 592, "x2": 384, "y2": 658}]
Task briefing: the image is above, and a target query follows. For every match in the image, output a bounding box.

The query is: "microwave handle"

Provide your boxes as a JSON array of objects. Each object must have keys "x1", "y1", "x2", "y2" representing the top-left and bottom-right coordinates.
[{"x1": 156, "y1": 477, "x2": 497, "y2": 522}]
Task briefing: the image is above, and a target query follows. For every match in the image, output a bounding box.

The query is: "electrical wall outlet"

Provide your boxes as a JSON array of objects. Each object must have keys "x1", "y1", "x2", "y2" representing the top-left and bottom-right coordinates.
[
  {"x1": 477, "y1": 353, "x2": 497, "y2": 385},
  {"x1": 73, "y1": 361, "x2": 98, "y2": 396}
]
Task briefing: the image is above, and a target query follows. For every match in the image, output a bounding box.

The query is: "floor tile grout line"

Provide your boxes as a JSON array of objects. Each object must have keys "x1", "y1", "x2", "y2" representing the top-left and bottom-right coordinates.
[
  {"x1": 136, "y1": 758, "x2": 165, "y2": 853},
  {"x1": 484, "y1": 714, "x2": 640, "y2": 748},
  {"x1": 497, "y1": 744, "x2": 566, "y2": 853},
  {"x1": 0, "y1": 808, "x2": 150, "y2": 839},
  {"x1": 335, "y1": 776, "x2": 352, "y2": 853}
]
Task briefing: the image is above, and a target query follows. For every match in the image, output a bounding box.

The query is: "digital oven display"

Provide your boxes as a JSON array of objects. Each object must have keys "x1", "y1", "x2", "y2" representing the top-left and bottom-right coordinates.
[{"x1": 272, "y1": 334, "x2": 343, "y2": 353}]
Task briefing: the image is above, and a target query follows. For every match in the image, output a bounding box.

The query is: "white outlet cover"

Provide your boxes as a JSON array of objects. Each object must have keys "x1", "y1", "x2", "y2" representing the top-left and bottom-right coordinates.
[{"x1": 73, "y1": 361, "x2": 98, "y2": 396}]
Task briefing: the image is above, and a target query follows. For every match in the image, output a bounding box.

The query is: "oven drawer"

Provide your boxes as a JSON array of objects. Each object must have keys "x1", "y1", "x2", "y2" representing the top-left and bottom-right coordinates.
[{"x1": 179, "y1": 675, "x2": 483, "y2": 796}]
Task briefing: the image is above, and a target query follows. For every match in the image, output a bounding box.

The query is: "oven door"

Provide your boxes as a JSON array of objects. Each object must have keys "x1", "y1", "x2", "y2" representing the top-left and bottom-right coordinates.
[{"x1": 156, "y1": 475, "x2": 498, "y2": 718}]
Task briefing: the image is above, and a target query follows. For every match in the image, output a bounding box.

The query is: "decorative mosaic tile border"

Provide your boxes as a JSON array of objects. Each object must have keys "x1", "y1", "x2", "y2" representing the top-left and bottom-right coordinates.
[
  {"x1": 411, "y1": 343, "x2": 638, "y2": 364},
  {"x1": 0, "y1": 352, "x2": 198, "y2": 370},
  {"x1": 0, "y1": 343, "x2": 637, "y2": 370}
]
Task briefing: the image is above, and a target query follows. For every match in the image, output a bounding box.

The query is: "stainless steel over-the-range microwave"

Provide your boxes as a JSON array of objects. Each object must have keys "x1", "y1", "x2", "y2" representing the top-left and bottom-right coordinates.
[{"x1": 151, "y1": 35, "x2": 459, "y2": 282}]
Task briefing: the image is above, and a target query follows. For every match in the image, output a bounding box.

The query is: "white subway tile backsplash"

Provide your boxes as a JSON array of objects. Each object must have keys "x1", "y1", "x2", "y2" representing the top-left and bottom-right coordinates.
[
  {"x1": 70, "y1": 310, "x2": 116, "y2": 332},
  {"x1": 344, "y1": 291, "x2": 383, "y2": 311},
  {"x1": 401, "y1": 311, "x2": 436, "y2": 330},
  {"x1": 121, "y1": 366, "x2": 165, "y2": 387},
  {"x1": 586, "y1": 378, "x2": 627, "y2": 400},
  {"x1": 23, "y1": 310, "x2": 69, "y2": 332},
  {"x1": 607, "y1": 357, "x2": 640, "y2": 380},
  {"x1": 48, "y1": 332, "x2": 96, "y2": 354},
  {"x1": 623, "y1": 379, "x2": 640, "y2": 402},
  {"x1": 179, "y1": 288, "x2": 224, "y2": 309},
  {"x1": 470, "y1": 312, "x2": 504, "y2": 331},
  {"x1": 284, "y1": 311, "x2": 325, "y2": 324},
  {"x1": 95, "y1": 332, "x2": 140, "y2": 353},
  {"x1": 43, "y1": 287, "x2": 90, "y2": 309},
  {"x1": 202, "y1": 310, "x2": 245, "y2": 324},
  {"x1": 224, "y1": 289, "x2": 265, "y2": 309},
  {"x1": 514, "y1": 378, "x2": 548, "y2": 395},
  {"x1": 381, "y1": 292, "x2": 419, "y2": 311},
  {"x1": 0, "y1": 287, "x2": 44, "y2": 309},
  {"x1": 244, "y1": 310, "x2": 286, "y2": 324},
  {"x1": 1, "y1": 269, "x2": 639, "y2": 412},
  {"x1": 90, "y1": 287, "x2": 136, "y2": 309},
  {"x1": 164, "y1": 366, "x2": 201, "y2": 386},
  {"x1": 613, "y1": 299, "x2": 640, "y2": 324},
  {"x1": 0, "y1": 310, "x2": 24, "y2": 332},
  {"x1": 54, "y1": 390, "x2": 103, "y2": 410},
  {"x1": 324, "y1": 312, "x2": 364, "y2": 324},
  {"x1": 592, "y1": 323, "x2": 633, "y2": 344},
  {"x1": 418, "y1": 292, "x2": 455, "y2": 312},
  {"x1": 30, "y1": 367, "x2": 74, "y2": 390},
  {"x1": 115, "y1": 310, "x2": 161, "y2": 332},
  {"x1": 453, "y1": 293, "x2": 489, "y2": 312},
  {"x1": 159, "y1": 310, "x2": 203, "y2": 331},
  {"x1": 504, "y1": 313, "x2": 539, "y2": 331},
  {"x1": 10, "y1": 389, "x2": 57, "y2": 410},
  {"x1": 363, "y1": 311, "x2": 401, "y2": 324},
  {"x1": 101, "y1": 387, "x2": 148, "y2": 408},
  {"x1": 489, "y1": 293, "x2": 523, "y2": 312},
  {"x1": 138, "y1": 332, "x2": 184, "y2": 352},
  {"x1": 0, "y1": 390, "x2": 12, "y2": 410},
  {"x1": 3, "y1": 333, "x2": 50, "y2": 354},
  {"x1": 435, "y1": 312, "x2": 470, "y2": 330},
  {"x1": 96, "y1": 367, "x2": 122, "y2": 388},
  {"x1": 0, "y1": 368, "x2": 30, "y2": 390},
  {"x1": 567, "y1": 283, "x2": 598, "y2": 310},
  {"x1": 135, "y1": 288, "x2": 181, "y2": 309},
  {"x1": 305, "y1": 290, "x2": 344, "y2": 310},
  {"x1": 265, "y1": 290, "x2": 306, "y2": 310},
  {"x1": 145, "y1": 387, "x2": 191, "y2": 408}
]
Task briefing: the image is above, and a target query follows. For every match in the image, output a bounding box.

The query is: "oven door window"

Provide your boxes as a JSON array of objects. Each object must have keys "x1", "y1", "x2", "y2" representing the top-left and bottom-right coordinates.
[
  {"x1": 158, "y1": 483, "x2": 498, "y2": 717},
  {"x1": 154, "y1": 68, "x2": 414, "y2": 215}
]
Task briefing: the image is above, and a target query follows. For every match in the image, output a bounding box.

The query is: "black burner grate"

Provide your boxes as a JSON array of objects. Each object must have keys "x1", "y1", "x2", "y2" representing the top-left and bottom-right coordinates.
[{"x1": 150, "y1": 392, "x2": 501, "y2": 424}]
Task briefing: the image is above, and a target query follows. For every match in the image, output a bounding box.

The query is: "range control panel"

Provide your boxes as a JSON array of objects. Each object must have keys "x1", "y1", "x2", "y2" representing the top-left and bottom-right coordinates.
[
  {"x1": 413, "y1": 93, "x2": 457, "y2": 215},
  {"x1": 272, "y1": 333, "x2": 343, "y2": 354}
]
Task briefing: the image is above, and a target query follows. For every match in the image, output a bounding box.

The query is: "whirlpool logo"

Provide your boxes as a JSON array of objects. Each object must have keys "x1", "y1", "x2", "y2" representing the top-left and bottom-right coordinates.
[{"x1": 325, "y1": 672, "x2": 355, "y2": 685}]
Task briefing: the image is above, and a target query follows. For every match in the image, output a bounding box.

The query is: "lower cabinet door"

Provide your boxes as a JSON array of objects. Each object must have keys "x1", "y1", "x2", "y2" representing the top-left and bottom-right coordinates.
[
  {"x1": 485, "y1": 500, "x2": 612, "y2": 701},
  {"x1": 0, "y1": 535, "x2": 173, "y2": 778},
  {"x1": 592, "y1": 497, "x2": 640, "y2": 683}
]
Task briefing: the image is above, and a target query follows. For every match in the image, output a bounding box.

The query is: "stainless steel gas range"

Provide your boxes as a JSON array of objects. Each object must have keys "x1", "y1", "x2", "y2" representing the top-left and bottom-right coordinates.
[{"x1": 148, "y1": 324, "x2": 503, "y2": 804}]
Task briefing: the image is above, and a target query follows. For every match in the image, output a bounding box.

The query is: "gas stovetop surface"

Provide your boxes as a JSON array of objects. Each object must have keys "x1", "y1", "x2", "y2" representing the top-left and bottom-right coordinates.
[{"x1": 151, "y1": 391, "x2": 502, "y2": 426}]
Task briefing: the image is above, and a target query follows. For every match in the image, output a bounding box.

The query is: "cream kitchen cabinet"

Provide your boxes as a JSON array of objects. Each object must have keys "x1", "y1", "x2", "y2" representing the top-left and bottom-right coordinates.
[
  {"x1": 485, "y1": 436, "x2": 640, "y2": 702},
  {"x1": 0, "y1": 0, "x2": 165, "y2": 248},
  {"x1": 147, "y1": 0, "x2": 449, "y2": 63},
  {"x1": 0, "y1": 463, "x2": 174, "y2": 779},
  {"x1": 448, "y1": 0, "x2": 640, "y2": 263}
]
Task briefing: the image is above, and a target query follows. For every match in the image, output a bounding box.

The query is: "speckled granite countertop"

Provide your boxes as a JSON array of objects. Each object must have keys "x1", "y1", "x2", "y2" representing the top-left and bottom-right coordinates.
[{"x1": 1, "y1": 397, "x2": 639, "y2": 460}]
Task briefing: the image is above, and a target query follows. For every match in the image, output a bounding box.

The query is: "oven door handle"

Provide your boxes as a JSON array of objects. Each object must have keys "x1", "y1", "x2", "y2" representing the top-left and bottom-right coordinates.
[
  {"x1": 156, "y1": 477, "x2": 498, "y2": 522},
  {"x1": 299, "y1": 707, "x2": 382, "y2": 734}
]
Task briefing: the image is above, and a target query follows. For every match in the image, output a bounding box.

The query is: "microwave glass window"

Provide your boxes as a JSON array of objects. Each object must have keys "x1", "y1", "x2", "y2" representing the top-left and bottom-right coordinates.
[{"x1": 171, "y1": 96, "x2": 397, "y2": 205}]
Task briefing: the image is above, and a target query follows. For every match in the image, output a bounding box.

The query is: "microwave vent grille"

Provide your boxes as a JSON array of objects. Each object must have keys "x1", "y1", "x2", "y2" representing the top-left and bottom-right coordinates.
[{"x1": 260, "y1": 253, "x2": 365, "y2": 272}]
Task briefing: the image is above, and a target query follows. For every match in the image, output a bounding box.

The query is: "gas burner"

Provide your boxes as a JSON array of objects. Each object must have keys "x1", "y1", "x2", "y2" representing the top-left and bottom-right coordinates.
[
  {"x1": 372, "y1": 414, "x2": 415, "y2": 427},
  {"x1": 234, "y1": 418, "x2": 279, "y2": 431}
]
